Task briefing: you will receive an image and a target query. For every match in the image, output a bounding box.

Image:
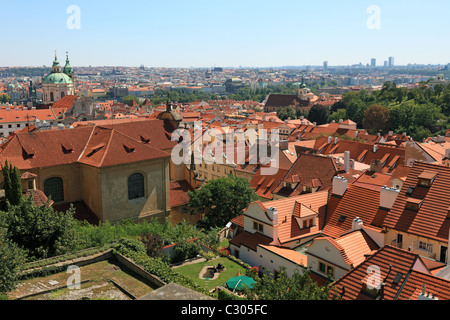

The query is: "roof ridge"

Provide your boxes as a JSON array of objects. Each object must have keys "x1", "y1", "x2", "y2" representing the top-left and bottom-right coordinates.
[
  {"x1": 98, "y1": 127, "x2": 115, "y2": 167},
  {"x1": 77, "y1": 126, "x2": 97, "y2": 162}
]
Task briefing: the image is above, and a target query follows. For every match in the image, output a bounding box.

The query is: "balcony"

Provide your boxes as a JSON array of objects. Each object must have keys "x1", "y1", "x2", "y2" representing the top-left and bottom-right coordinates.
[{"x1": 391, "y1": 239, "x2": 403, "y2": 249}]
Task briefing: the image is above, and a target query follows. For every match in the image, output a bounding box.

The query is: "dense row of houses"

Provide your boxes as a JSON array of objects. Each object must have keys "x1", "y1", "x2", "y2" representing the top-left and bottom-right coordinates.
[{"x1": 1, "y1": 90, "x2": 449, "y2": 300}]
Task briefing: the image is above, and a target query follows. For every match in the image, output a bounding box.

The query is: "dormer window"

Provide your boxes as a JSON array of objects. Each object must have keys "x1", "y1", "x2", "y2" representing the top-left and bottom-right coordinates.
[
  {"x1": 405, "y1": 198, "x2": 424, "y2": 212},
  {"x1": 417, "y1": 171, "x2": 437, "y2": 188},
  {"x1": 123, "y1": 144, "x2": 135, "y2": 153}
]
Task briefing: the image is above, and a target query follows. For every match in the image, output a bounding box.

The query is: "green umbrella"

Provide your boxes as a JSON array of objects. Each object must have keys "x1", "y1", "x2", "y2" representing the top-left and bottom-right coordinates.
[{"x1": 226, "y1": 276, "x2": 255, "y2": 291}]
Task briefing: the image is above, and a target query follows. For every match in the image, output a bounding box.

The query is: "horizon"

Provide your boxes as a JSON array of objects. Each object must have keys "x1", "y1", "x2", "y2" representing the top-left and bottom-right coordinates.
[{"x1": 0, "y1": 0, "x2": 449, "y2": 68}]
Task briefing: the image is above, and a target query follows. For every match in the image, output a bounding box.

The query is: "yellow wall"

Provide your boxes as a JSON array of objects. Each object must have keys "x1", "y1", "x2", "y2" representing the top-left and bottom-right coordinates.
[
  {"x1": 35, "y1": 163, "x2": 83, "y2": 204},
  {"x1": 100, "y1": 158, "x2": 170, "y2": 223},
  {"x1": 385, "y1": 228, "x2": 448, "y2": 263}
]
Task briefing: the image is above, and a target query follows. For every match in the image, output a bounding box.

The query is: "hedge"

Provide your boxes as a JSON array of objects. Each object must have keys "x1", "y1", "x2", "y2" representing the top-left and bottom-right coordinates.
[{"x1": 113, "y1": 239, "x2": 214, "y2": 297}]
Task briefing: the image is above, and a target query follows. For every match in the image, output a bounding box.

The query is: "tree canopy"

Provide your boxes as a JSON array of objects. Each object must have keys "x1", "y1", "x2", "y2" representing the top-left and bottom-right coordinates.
[
  {"x1": 187, "y1": 175, "x2": 258, "y2": 229},
  {"x1": 244, "y1": 267, "x2": 337, "y2": 300}
]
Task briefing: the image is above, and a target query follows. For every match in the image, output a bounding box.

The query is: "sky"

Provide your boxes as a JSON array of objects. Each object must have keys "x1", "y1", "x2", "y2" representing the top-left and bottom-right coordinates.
[{"x1": 0, "y1": 0, "x2": 449, "y2": 68}]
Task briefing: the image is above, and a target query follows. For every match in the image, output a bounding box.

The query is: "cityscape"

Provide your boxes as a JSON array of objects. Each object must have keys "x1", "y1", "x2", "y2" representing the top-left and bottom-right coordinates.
[{"x1": 0, "y1": 0, "x2": 449, "y2": 312}]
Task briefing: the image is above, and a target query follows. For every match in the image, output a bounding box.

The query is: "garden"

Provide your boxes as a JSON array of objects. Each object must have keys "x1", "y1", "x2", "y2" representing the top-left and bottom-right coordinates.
[{"x1": 173, "y1": 256, "x2": 249, "y2": 292}]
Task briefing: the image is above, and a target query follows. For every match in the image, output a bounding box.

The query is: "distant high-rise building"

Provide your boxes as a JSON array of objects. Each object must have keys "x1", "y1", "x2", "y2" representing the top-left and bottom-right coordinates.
[
  {"x1": 384, "y1": 61, "x2": 388, "y2": 67},
  {"x1": 389, "y1": 57, "x2": 395, "y2": 67},
  {"x1": 323, "y1": 61, "x2": 328, "y2": 71},
  {"x1": 371, "y1": 58, "x2": 376, "y2": 67}
]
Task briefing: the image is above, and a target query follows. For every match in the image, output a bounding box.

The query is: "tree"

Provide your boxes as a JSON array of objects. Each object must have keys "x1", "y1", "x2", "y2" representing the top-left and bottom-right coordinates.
[
  {"x1": 187, "y1": 175, "x2": 258, "y2": 229},
  {"x1": 277, "y1": 106, "x2": 296, "y2": 121},
  {"x1": 329, "y1": 109, "x2": 347, "y2": 123},
  {"x1": 362, "y1": 104, "x2": 391, "y2": 134},
  {"x1": 307, "y1": 105, "x2": 330, "y2": 125},
  {"x1": 141, "y1": 233, "x2": 166, "y2": 260},
  {"x1": 1, "y1": 161, "x2": 22, "y2": 206},
  {"x1": 244, "y1": 267, "x2": 336, "y2": 300},
  {"x1": 3, "y1": 196, "x2": 78, "y2": 259},
  {"x1": 122, "y1": 95, "x2": 140, "y2": 106},
  {"x1": 0, "y1": 228, "x2": 26, "y2": 294}
]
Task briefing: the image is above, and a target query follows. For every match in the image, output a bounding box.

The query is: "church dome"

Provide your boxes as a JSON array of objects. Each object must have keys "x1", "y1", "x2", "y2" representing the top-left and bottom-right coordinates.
[
  {"x1": 42, "y1": 72, "x2": 73, "y2": 84},
  {"x1": 63, "y1": 52, "x2": 74, "y2": 74}
]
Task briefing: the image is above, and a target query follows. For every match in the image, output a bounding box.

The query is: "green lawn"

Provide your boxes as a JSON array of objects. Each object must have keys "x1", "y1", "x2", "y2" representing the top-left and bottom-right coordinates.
[{"x1": 174, "y1": 257, "x2": 247, "y2": 292}]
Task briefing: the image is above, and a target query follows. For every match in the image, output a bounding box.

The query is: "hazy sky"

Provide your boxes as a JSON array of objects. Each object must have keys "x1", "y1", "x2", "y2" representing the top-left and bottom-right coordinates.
[{"x1": 1, "y1": 0, "x2": 449, "y2": 67}]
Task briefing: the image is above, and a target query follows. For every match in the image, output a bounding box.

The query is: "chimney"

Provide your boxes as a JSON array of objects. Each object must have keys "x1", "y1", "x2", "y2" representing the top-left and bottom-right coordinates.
[
  {"x1": 445, "y1": 149, "x2": 450, "y2": 159},
  {"x1": 370, "y1": 159, "x2": 382, "y2": 173},
  {"x1": 418, "y1": 285, "x2": 438, "y2": 300},
  {"x1": 279, "y1": 140, "x2": 289, "y2": 151},
  {"x1": 373, "y1": 144, "x2": 378, "y2": 153},
  {"x1": 380, "y1": 186, "x2": 400, "y2": 209},
  {"x1": 352, "y1": 217, "x2": 363, "y2": 231},
  {"x1": 267, "y1": 207, "x2": 280, "y2": 246},
  {"x1": 332, "y1": 176, "x2": 347, "y2": 196},
  {"x1": 334, "y1": 137, "x2": 338, "y2": 145},
  {"x1": 328, "y1": 136, "x2": 333, "y2": 144},
  {"x1": 344, "y1": 151, "x2": 350, "y2": 173}
]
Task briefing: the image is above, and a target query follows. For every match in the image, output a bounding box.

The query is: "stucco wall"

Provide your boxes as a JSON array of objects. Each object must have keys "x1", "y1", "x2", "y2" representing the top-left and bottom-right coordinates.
[
  {"x1": 35, "y1": 164, "x2": 82, "y2": 204},
  {"x1": 100, "y1": 158, "x2": 170, "y2": 223}
]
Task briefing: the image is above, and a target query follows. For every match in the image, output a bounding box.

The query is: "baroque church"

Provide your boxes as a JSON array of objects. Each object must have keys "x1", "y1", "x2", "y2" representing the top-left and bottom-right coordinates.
[{"x1": 42, "y1": 52, "x2": 75, "y2": 104}]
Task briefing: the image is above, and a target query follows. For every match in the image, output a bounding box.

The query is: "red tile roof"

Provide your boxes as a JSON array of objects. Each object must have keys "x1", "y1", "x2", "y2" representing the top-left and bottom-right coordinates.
[
  {"x1": 383, "y1": 162, "x2": 450, "y2": 242},
  {"x1": 313, "y1": 137, "x2": 405, "y2": 173},
  {"x1": 323, "y1": 184, "x2": 389, "y2": 238},
  {"x1": 170, "y1": 180, "x2": 193, "y2": 208},
  {"x1": 273, "y1": 154, "x2": 338, "y2": 197},
  {"x1": 332, "y1": 245, "x2": 450, "y2": 300},
  {"x1": 0, "y1": 120, "x2": 174, "y2": 170}
]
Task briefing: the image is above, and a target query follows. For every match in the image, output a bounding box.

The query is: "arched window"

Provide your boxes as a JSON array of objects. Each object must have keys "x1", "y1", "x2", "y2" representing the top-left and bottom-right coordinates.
[
  {"x1": 50, "y1": 92, "x2": 54, "y2": 102},
  {"x1": 128, "y1": 173, "x2": 145, "y2": 200},
  {"x1": 61, "y1": 91, "x2": 65, "y2": 98},
  {"x1": 44, "y1": 177, "x2": 64, "y2": 202}
]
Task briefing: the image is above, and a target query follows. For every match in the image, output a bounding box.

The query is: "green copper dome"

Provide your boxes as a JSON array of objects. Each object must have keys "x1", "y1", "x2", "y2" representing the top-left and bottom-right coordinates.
[
  {"x1": 42, "y1": 72, "x2": 73, "y2": 84},
  {"x1": 63, "y1": 52, "x2": 74, "y2": 74},
  {"x1": 53, "y1": 58, "x2": 60, "y2": 67},
  {"x1": 299, "y1": 76, "x2": 307, "y2": 89}
]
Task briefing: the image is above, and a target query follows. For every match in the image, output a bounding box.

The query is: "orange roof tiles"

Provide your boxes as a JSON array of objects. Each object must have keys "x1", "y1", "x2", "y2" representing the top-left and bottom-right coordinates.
[
  {"x1": 0, "y1": 119, "x2": 175, "y2": 170},
  {"x1": 323, "y1": 184, "x2": 389, "y2": 238},
  {"x1": 170, "y1": 180, "x2": 193, "y2": 208},
  {"x1": 383, "y1": 162, "x2": 450, "y2": 242},
  {"x1": 332, "y1": 245, "x2": 450, "y2": 300}
]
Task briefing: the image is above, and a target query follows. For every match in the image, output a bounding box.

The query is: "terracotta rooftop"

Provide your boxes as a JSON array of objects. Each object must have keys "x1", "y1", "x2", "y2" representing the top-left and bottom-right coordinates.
[
  {"x1": 332, "y1": 245, "x2": 450, "y2": 300},
  {"x1": 383, "y1": 162, "x2": 450, "y2": 242},
  {"x1": 323, "y1": 184, "x2": 390, "y2": 238},
  {"x1": 170, "y1": 180, "x2": 193, "y2": 208},
  {"x1": 0, "y1": 119, "x2": 175, "y2": 170},
  {"x1": 273, "y1": 153, "x2": 338, "y2": 197}
]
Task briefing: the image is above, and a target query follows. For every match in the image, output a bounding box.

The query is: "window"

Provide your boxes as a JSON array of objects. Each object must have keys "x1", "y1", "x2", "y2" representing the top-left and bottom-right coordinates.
[
  {"x1": 27, "y1": 180, "x2": 34, "y2": 190},
  {"x1": 253, "y1": 221, "x2": 264, "y2": 233},
  {"x1": 128, "y1": 173, "x2": 145, "y2": 200},
  {"x1": 44, "y1": 177, "x2": 64, "y2": 203},
  {"x1": 319, "y1": 262, "x2": 326, "y2": 273},
  {"x1": 418, "y1": 241, "x2": 433, "y2": 253},
  {"x1": 318, "y1": 261, "x2": 334, "y2": 278},
  {"x1": 327, "y1": 265, "x2": 334, "y2": 278}
]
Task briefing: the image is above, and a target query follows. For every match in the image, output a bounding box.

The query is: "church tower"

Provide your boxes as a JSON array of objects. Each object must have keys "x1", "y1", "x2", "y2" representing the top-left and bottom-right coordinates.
[
  {"x1": 63, "y1": 52, "x2": 75, "y2": 82},
  {"x1": 42, "y1": 51, "x2": 75, "y2": 104},
  {"x1": 298, "y1": 76, "x2": 310, "y2": 101}
]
